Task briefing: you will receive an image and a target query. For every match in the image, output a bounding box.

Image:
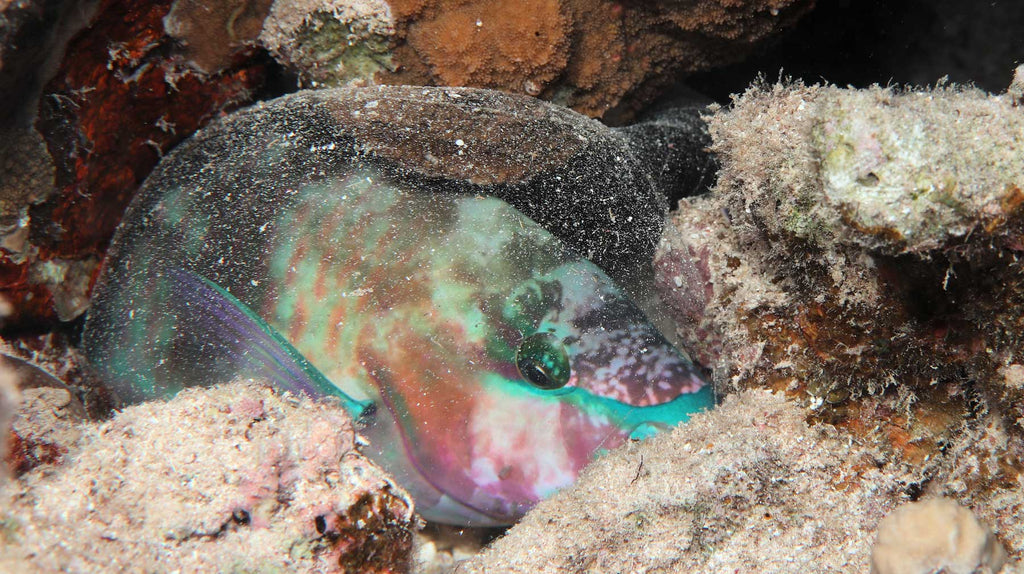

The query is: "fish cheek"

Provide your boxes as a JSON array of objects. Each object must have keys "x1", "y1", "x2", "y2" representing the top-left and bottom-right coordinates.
[
  {"x1": 356, "y1": 318, "x2": 489, "y2": 499},
  {"x1": 465, "y1": 389, "x2": 575, "y2": 508},
  {"x1": 463, "y1": 387, "x2": 629, "y2": 511}
]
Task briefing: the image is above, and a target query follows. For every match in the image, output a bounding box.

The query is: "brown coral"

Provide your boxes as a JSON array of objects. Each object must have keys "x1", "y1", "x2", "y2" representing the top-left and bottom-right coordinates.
[
  {"x1": 383, "y1": 0, "x2": 816, "y2": 118},
  {"x1": 163, "y1": 0, "x2": 275, "y2": 74},
  {"x1": 400, "y1": 0, "x2": 570, "y2": 92}
]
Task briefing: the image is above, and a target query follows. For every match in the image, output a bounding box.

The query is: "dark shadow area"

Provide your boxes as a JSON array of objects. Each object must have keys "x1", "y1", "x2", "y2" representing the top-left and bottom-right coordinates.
[{"x1": 688, "y1": 0, "x2": 1024, "y2": 102}]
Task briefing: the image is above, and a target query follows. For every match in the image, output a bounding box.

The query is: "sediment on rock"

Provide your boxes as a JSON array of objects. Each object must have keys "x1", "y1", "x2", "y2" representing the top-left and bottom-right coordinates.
[
  {"x1": 653, "y1": 78, "x2": 1024, "y2": 564},
  {"x1": 465, "y1": 391, "x2": 907, "y2": 572},
  {"x1": 0, "y1": 381, "x2": 416, "y2": 573}
]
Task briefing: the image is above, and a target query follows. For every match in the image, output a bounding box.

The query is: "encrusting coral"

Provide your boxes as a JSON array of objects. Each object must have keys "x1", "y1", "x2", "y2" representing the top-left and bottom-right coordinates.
[
  {"x1": 266, "y1": 0, "x2": 816, "y2": 118},
  {"x1": 383, "y1": 0, "x2": 816, "y2": 118}
]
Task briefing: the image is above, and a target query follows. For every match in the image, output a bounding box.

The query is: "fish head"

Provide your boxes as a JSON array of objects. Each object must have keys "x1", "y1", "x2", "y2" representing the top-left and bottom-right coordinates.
[
  {"x1": 506, "y1": 259, "x2": 713, "y2": 434},
  {"x1": 360, "y1": 195, "x2": 713, "y2": 525}
]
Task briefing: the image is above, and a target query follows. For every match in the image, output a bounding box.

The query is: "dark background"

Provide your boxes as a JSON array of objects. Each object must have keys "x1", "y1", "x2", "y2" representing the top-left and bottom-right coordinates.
[{"x1": 689, "y1": 0, "x2": 1024, "y2": 101}]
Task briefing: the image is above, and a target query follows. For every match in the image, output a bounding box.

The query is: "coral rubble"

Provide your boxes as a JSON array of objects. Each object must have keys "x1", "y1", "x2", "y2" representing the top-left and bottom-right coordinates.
[{"x1": 0, "y1": 381, "x2": 416, "y2": 572}]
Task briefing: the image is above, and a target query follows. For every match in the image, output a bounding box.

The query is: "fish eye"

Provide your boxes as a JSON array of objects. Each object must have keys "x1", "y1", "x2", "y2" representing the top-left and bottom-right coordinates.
[{"x1": 515, "y1": 333, "x2": 571, "y2": 390}]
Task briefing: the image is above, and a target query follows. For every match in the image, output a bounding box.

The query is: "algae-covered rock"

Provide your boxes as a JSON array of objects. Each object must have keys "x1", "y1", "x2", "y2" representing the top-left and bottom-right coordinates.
[
  {"x1": 710, "y1": 82, "x2": 1024, "y2": 254},
  {"x1": 657, "y1": 77, "x2": 1024, "y2": 426}
]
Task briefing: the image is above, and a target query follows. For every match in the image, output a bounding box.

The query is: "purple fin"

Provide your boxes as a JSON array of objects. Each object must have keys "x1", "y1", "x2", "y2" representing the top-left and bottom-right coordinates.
[{"x1": 169, "y1": 268, "x2": 371, "y2": 421}]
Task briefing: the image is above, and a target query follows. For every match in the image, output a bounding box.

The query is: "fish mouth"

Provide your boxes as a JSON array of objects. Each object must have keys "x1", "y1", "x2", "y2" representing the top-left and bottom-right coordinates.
[
  {"x1": 626, "y1": 421, "x2": 672, "y2": 441},
  {"x1": 583, "y1": 381, "x2": 716, "y2": 452}
]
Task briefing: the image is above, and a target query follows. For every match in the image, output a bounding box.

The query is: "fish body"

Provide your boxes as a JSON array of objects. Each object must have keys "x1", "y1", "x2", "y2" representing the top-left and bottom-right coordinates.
[{"x1": 83, "y1": 89, "x2": 713, "y2": 525}]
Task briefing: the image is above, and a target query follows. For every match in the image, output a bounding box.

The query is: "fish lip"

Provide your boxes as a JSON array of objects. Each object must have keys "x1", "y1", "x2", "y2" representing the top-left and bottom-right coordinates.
[{"x1": 626, "y1": 420, "x2": 672, "y2": 441}]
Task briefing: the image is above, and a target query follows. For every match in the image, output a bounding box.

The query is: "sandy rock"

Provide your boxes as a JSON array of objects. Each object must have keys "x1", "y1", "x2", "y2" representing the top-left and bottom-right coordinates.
[
  {"x1": 0, "y1": 346, "x2": 90, "y2": 477},
  {"x1": 653, "y1": 76, "x2": 1024, "y2": 570},
  {"x1": 465, "y1": 390, "x2": 906, "y2": 573},
  {"x1": 0, "y1": 380, "x2": 416, "y2": 572},
  {"x1": 4, "y1": 385, "x2": 82, "y2": 477}
]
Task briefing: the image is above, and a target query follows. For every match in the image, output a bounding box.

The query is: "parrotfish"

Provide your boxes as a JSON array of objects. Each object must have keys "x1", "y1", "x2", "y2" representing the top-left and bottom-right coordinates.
[{"x1": 83, "y1": 88, "x2": 713, "y2": 526}]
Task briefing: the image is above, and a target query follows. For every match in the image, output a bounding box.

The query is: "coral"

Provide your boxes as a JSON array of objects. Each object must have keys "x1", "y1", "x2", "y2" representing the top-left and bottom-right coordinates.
[
  {"x1": 0, "y1": 0, "x2": 266, "y2": 328},
  {"x1": 395, "y1": 0, "x2": 570, "y2": 93},
  {"x1": 0, "y1": 380, "x2": 416, "y2": 572},
  {"x1": 270, "y1": 0, "x2": 817, "y2": 119},
  {"x1": 654, "y1": 80, "x2": 1024, "y2": 468},
  {"x1": 1009, "y1": 65, "x2": 1024, "y2": 105},
  {"x1": 464, "y1": 390, "x2": 906, "y2": 572},
  {"x1": 163, "y1": 0, "x2": 275, "y2": 74},
  {"x1": 259, "y1": 0, "x2": 395, "y2": 88},
  {"x1": 870, "y1": 498, "x2": 1007, "y2": 574}
]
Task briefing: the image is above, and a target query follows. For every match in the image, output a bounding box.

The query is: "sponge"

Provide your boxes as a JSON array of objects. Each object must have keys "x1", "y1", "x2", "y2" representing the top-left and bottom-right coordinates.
[{"x1": 871, "y1": 498, "x2": 1008, "y2": 574}]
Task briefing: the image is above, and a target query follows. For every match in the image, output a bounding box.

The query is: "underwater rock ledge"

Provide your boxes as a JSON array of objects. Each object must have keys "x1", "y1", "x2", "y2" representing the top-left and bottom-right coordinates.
[{"x1": 654, "y1": 74, "x2": 1024, "y2": 567}]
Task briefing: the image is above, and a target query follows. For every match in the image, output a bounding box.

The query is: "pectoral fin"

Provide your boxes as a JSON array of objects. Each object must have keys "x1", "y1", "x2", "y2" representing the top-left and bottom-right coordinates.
[{"x1": 169, "y1": 268, "x2": 372, "y2": 421}]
